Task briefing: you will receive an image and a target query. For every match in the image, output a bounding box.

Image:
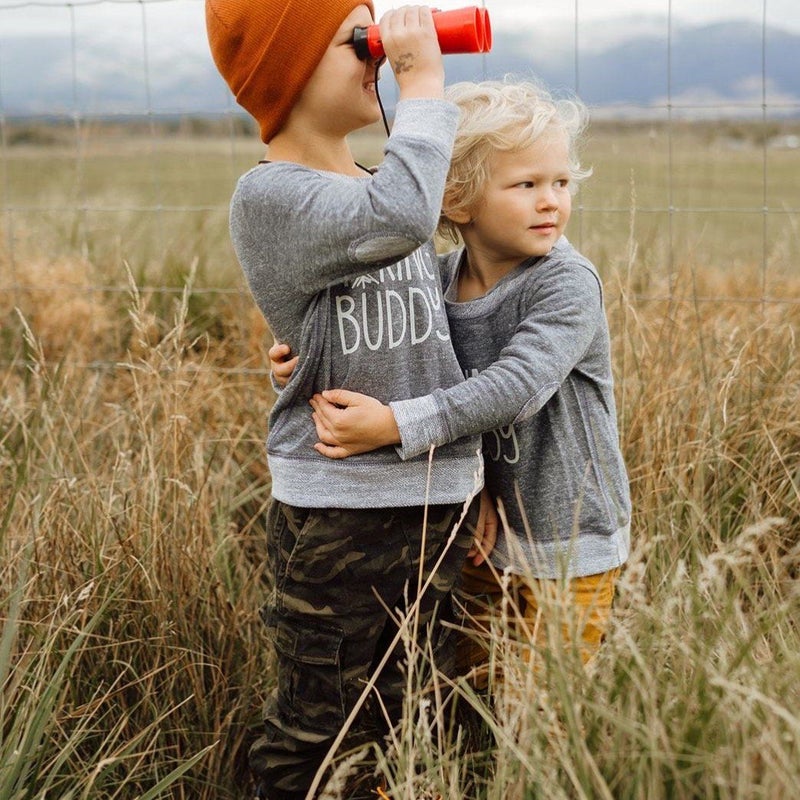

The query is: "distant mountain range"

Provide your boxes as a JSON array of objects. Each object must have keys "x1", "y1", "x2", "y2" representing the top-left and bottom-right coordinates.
[{"x1": 2, "y1": 18, "x2": 798, "y2": 119}]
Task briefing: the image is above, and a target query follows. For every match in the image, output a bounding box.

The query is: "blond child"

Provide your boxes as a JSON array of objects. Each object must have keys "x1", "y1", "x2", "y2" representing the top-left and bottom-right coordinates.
[{"x1": 303, "y1": 78, "x2": 631, "y2": 685}]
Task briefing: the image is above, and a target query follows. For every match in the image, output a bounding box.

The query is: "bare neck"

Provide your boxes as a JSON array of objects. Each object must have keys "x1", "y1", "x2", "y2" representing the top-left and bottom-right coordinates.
[
  {"x1": 456, "y1": 241, "x2": 522, "y2": 302},
  {"x1": 267, "y1": 126, "x2": 364, "y2": 176}
]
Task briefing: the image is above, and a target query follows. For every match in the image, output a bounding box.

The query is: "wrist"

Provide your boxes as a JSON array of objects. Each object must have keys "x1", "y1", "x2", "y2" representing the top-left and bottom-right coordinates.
[
  {"x1": 380, "y1": 404, "x2": 402, "y2": 446},
  {"x1": 396, "y1": 70, "x2": 445, "y2": 100}
]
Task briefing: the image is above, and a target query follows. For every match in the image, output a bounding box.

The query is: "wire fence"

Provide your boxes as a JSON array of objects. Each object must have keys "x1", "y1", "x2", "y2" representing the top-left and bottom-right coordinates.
[{"x1": 1, "y1": 0, "x2": 799, "y2": 377}]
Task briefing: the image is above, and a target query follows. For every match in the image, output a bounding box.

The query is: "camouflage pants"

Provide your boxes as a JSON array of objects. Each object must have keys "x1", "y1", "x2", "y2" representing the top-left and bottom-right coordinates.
[{"x1": 249, "y1": 499, "x2": 475, "y2": 800}]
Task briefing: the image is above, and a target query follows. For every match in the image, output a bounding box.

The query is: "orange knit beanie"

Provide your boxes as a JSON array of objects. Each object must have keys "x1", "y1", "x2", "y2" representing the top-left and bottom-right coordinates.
[{"x1": 206, "y1": 0, "x2": 375, "y2": 143}]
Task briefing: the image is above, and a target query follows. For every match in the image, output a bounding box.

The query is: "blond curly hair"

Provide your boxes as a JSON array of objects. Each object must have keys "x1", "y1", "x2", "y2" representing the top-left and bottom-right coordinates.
[{"x1": 439, "y1": 78, "x2": 592, "y2": 244}]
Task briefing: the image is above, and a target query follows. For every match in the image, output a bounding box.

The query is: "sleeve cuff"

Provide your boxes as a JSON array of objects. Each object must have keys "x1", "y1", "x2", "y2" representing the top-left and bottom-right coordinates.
[{"x1": 389, "y1": 393, "x2": 450, "y2": 460}]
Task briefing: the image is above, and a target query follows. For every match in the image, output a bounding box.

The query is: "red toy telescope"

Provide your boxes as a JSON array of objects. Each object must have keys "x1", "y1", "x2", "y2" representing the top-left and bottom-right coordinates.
[{"x1": 352, "y1": 6, "x2": 492, "y2": 60}]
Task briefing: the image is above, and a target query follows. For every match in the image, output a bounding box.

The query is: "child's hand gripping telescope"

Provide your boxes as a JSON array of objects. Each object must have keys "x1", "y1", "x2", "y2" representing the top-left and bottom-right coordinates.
[{"x1": 352, "y1": 6, "x2": 492, "y2": 60}]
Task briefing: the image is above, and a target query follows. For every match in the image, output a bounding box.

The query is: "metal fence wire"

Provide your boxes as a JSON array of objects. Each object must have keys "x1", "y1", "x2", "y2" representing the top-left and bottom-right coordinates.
[{"x1": 1, "y1": 0, "x2": 798, "y2": 376}]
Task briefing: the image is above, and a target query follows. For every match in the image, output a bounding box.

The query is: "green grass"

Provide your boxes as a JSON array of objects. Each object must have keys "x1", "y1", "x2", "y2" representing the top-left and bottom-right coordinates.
[{"x1": 1, "y1": 121, "x2": 799, "y2": 798}]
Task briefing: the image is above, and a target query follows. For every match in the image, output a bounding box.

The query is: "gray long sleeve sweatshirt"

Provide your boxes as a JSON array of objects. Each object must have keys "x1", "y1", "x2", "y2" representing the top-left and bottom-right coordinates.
[
  {"x1": 390, "y1": 239, "x2": 631, "y2": 577},
  {"x1": 228, "y1": 99, "x2": 483, "y2": 509}
]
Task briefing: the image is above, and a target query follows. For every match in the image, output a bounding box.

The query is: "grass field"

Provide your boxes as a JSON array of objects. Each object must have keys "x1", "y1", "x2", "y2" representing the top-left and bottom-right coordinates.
[{"x1": 1, "y1": 121, "x2": 799, "y2": 799}]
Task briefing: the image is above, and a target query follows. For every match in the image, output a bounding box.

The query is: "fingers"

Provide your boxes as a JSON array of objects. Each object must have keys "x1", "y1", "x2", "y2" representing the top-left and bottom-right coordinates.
[
  {"x1": 268, "y1": 342, "x2": 297, "y2": 387},
  {"x1": 310, "y1": 398, "x2": 343, "y2": 440},
  {"x1": 380, "y1": 5, "x2": 431, "y2": 27},
  {"x1": 469, "y1": 489, "x2": 499, "y2": 566},
  {"x1": 313, "y1": 442, "x2": 350, "y2": 460},
  {"x1": 378, "y1": 5, "x2": 443, "y2": 98},
  {"x1": 473, "y1": 517, "x2": 498, "y2": 566},
  {"x1": 311, "y1": 410, "x2": 341, "y2": 446},
  {"x1": 380, "y1": 5, "x2": 438, "y2": 46},
  {"x1": 309, "y1": 395, "x2": 342, "y2": 431},
  {"x1": 311, "y1": 405, "x2": 351, "y2": 459},
  {"x1": 273, "y1": 356, "x2": 298, "y2": 384},
  {"x1": 318, "y1": 388, "x2": 360, "y2": 407},
  {"x1": 268, "y1": 341, "x2": 290, "y2": 360},
  {"x1": 469, "y1": 531, "x2": 493, "y2": 567}
]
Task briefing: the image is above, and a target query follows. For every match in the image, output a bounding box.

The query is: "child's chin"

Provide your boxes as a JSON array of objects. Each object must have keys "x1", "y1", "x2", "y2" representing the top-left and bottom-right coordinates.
[{"x1": 530, "y1": 242, "x2": 556, "y2": 257}]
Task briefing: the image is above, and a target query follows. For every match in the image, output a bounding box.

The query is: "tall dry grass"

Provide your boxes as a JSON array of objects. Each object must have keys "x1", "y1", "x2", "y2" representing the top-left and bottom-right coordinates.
[
  {"x1": 1, "y1": 261, "x2": 276, "y2": 798},
  {"x1": 2, "y1": 125, "x2": 799, "y2": 798},
  {"x1": 2, "y1": 247, "x2": 798, "y2": 798}
]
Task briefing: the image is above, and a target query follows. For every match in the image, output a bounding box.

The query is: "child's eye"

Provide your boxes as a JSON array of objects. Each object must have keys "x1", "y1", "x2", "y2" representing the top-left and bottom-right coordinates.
[{"x1": 556, "y1": 179, "x2": 570, "y2": 189}]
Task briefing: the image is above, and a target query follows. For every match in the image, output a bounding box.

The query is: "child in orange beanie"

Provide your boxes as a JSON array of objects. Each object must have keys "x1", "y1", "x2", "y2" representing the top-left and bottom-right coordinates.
[{"x1": 206, "y1": 3, "x2": 492, "y2": 798}]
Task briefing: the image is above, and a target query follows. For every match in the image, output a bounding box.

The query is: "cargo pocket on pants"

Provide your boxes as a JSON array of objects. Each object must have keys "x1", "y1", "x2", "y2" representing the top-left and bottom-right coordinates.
[{"x1": 265, "y1": 608, "x2": 346, "y2": 737}]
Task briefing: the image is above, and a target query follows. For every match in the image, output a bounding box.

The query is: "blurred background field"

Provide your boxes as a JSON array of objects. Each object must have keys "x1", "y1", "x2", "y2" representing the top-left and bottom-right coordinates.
[
  {"x1": 1, "y1": 118, "x2": 799, "y2": 799},
  {"x1": 4, "y1": 117, "x2": 799, "y2": 293}
]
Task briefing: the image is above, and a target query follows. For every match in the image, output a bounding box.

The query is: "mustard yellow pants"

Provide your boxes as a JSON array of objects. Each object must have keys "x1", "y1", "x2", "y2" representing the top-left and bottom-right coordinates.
[{"x1": 457, "y1": 560, "x2": 620, "y2": 685}]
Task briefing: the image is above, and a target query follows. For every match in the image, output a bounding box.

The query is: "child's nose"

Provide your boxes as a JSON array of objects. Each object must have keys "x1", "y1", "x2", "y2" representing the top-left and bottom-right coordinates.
[{"x1": 537, "y1": 188, "x2": 558, "y2": 209}]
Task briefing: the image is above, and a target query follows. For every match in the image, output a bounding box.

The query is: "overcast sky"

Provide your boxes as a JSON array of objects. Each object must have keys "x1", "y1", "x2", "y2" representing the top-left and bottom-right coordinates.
[
  {"x1": 381, "y1": 0, "x2": 798, "y2": 30},
  {"x1": 0, "y1": 0, "x2": 798, "y2": 39}
]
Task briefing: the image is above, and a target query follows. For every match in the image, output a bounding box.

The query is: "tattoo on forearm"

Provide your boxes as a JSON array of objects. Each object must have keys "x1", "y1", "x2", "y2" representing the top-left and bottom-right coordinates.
[{"x1": 393, "y1": 52, "x2": 415, "y2": 74}]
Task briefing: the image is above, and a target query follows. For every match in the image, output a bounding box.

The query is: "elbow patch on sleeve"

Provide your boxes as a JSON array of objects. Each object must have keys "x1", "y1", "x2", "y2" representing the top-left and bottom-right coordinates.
[{"x1": 349, "y1": 233, "x2": 421, "y2": 265}]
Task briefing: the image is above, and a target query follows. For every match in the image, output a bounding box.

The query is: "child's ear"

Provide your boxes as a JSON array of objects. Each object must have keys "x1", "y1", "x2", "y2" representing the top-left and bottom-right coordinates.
[{"x1": 442, "y1": 206, "x2": 472, "y2": 225}]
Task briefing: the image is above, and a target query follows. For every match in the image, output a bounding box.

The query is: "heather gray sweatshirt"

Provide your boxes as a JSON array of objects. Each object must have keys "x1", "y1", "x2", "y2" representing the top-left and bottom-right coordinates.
[
  {"x1": 390, "y1": 239, "x2": 630, "y2": 577},
  {"x1": 228, "y1": 99, "x2": 482, "y2": 508}
]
